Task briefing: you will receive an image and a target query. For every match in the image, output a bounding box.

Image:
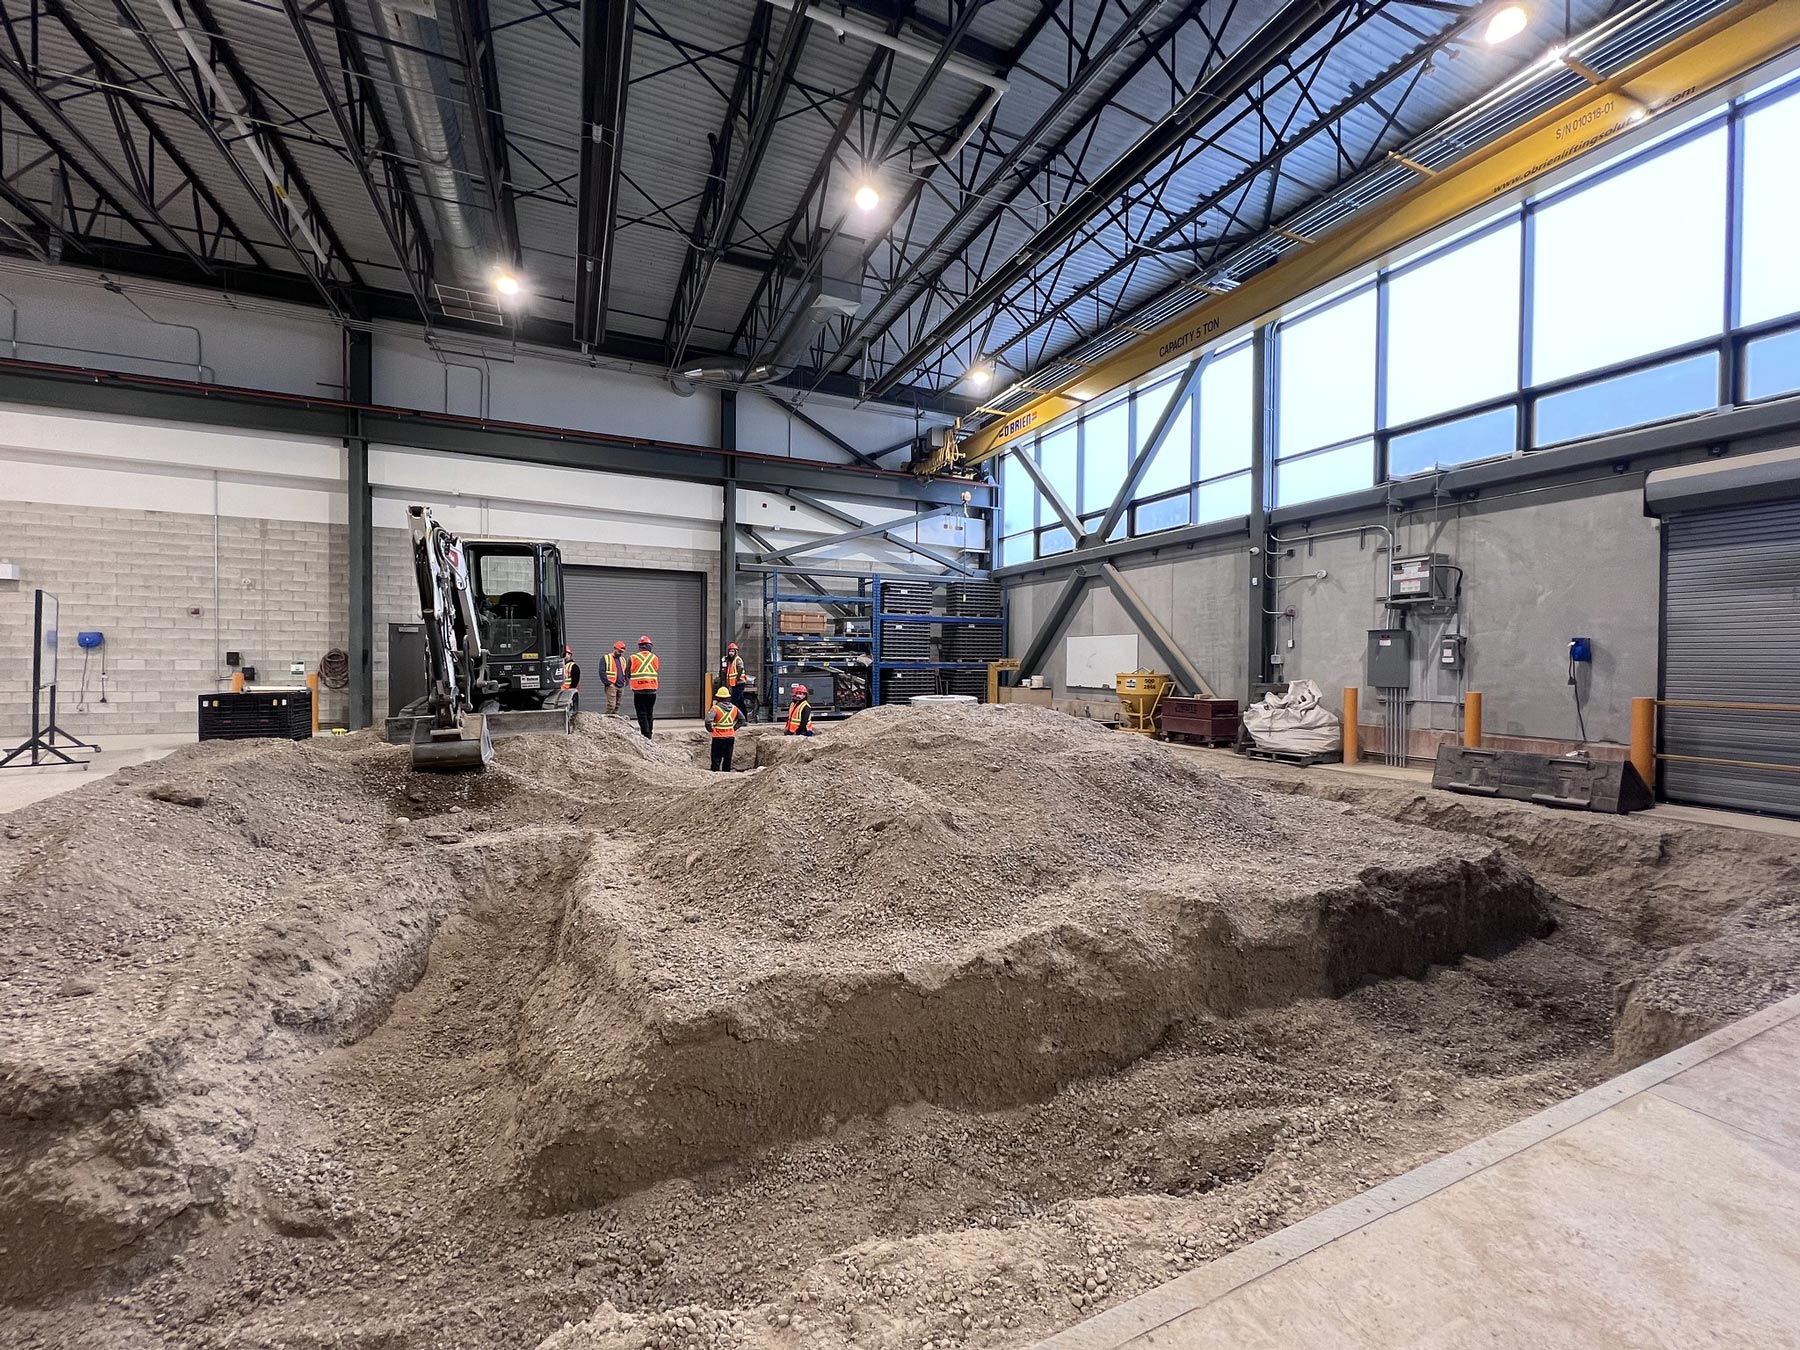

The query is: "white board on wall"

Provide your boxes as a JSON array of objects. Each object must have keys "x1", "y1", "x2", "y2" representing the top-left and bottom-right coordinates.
[{"x1": 1066, "y1": 633, "x2": 1139, "y2": 690}]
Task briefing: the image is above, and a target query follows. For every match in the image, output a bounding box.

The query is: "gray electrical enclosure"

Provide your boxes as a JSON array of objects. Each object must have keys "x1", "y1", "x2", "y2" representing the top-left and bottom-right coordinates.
[{"x1": 1367, "y1": 628, "x2": 1412, "y2": 687}]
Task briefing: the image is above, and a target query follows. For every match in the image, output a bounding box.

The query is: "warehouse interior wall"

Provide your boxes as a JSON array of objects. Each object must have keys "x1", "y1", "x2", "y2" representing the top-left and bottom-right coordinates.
[
  {"x1": 1006, "y1": 478, "x2": 1660, "y2": 747},
  {"x1": 0, "y1": 264, "x2": 966, "y2": 737}
]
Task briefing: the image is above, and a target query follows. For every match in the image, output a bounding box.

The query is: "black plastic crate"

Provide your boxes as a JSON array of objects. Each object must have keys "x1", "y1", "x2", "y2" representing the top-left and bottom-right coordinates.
[{"x1": 198, "y1": 690, "x2": 312, "y2": 741}]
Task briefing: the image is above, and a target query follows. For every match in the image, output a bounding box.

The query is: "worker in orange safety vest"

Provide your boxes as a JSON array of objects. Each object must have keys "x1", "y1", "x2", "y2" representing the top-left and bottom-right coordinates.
[
  {"x1": 783, "y1": 683, "x2": 814, "y2": 736},
  {"x1": 717, "y1": 642, "x2": 748, "y2": 718},
  {"x1": 602, "y1": 639, "x2": 627, "y2": 715},
  {"x1": 706, "y1": 684, "x2": 740, "y2": 771},
  {"x1": 628, "y1": 636, "x2": 659, "y2": 738}
]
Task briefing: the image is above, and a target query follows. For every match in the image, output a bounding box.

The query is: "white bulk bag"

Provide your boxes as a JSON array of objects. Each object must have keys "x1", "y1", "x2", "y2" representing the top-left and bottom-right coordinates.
[{"x1": 1242, "y1": 679, "x2": 1342, "y2": 755}]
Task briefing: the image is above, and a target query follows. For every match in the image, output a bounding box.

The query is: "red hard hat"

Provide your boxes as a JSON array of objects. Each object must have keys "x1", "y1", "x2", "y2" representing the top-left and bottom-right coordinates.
[
  {"x1": 613, "y1": 639, "x2": 626, "y2": 651},
  {"x1": 728, "y1": 642, "x2": 738, "y2": 653},
  {"x1": 638, "y1": 635, "x2": 652, "y2": 646},
  {"x1": 792, "y1": 683, "x2": 808, "y2": 696}
]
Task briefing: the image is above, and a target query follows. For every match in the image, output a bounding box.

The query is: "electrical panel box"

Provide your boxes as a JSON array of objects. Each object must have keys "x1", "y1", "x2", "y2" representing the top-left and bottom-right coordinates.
[
  {"x1": 1387, "y1": 553, "x2": 1456, "y2": 608},
  {"x1": 1367, "y1": 628, "x2": 1412, "y2": 688},
  {"x1": 1437, "y1": 634, "x2": 1466, "y2": 672}
]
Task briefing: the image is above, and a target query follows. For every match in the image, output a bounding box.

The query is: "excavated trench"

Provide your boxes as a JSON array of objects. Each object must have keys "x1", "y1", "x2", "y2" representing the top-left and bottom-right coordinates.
[{"x1": 505, "y1": 845, "x2": 1554, "y2": 1210}]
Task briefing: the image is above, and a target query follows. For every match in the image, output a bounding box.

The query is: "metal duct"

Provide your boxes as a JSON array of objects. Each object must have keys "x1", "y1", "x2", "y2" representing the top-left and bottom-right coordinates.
[{"x1": 368, "y1": 0, "x2": 498, "y2": 285}]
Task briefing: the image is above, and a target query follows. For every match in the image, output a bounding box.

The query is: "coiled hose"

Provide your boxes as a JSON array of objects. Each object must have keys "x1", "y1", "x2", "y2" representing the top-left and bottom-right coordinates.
[{"x1": 318, "y1": 648, "x2": 350, "y2": 690}]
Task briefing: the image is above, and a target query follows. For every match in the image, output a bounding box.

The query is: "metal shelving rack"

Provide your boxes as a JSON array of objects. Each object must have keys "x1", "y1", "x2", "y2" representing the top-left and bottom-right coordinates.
[
  {"x1": 872, "y1": 576, "x2": 1006, "y2": 706},
  {"x1": 762, "y1": 572, "x2": 875, "y2": 721},
  {"x1": 762, "y1": 572, "x2": 1008, "y2": 711}
]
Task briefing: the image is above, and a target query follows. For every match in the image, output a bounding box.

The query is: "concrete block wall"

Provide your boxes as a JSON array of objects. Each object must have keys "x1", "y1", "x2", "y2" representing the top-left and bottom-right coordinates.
[
  {"x1": 0, "y1": 501, "x2": 349, "y2": 736},
  {"x1": 1005, "y1": 479, "x2": 1660, "y2": 748}
]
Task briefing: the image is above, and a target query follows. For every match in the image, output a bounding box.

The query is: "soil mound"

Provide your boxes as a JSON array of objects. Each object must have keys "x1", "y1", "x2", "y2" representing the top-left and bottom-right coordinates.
[{"x1": 635, "y1": 702, "x2": 1280, "y2": 926}]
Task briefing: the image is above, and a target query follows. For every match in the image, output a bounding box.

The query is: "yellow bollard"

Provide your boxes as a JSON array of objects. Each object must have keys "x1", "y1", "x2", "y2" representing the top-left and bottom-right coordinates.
[
  {"x1": 1463, "y1": 690, "x2": 1483, "y2": 748},
  {"x1": 306, "y1": 672, "x2": 320, "y2": 736},
  {"x1": 1343, "y1": 687, "x2": 1359, "y2": 765},
  {"x1": 230, "y1": 670, "x2": 245, "y2": 693},
  {"x1": 1631, "y1": 697, "x2": 1657, "y2": 793}
]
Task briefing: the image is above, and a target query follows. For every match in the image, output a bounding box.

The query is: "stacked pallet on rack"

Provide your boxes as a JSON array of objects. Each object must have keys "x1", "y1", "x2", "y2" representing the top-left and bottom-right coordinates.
[
  {"x1": 944, "y1": 581, "x2": 1004, "y2": 699},
  {"x1": 878, "y1": 580, "x2": 938, "y2": 705}
]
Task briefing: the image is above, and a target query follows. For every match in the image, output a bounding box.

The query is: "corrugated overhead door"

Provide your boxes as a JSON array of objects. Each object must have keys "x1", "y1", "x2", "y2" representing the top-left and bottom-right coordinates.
[
  {"x1": 1661, "y1": 496, "x2": 1800, "y2": 816},
  {"x1": 564, "y1": 566, "x2": 708, "y2": 719}
]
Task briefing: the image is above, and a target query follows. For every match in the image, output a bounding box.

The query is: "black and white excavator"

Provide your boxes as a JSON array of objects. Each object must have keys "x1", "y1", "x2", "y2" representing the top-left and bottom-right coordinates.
[{"x1": 408, "y1": 504, "x2": 568, "y2": 771}]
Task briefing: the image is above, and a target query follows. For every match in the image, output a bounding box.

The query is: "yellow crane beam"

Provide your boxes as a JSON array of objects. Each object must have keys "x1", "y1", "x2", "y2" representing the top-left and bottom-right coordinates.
[{"x1": 957, "y1": 0, "x2": 1800, "y2": 467}]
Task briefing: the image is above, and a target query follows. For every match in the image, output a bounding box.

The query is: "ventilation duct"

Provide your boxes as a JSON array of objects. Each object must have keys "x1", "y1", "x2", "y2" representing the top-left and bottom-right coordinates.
[
  {"x1": 368, "y1": 0, "x2": 501, "y2": 292},
  {"x1": 669, "y1": 235, "x2": 865, "y2": 394}
]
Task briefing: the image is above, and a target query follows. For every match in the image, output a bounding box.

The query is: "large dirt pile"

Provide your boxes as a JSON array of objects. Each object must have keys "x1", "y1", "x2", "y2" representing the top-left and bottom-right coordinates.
[
  {"x1": 4, "y1": 704, "x2": 1797, "y2": 1350},
  {"x1": 509, "y1": 705, "x2": 1555, "y2": 1208},
  {"x1": 635, "y1": 704, "x2": 1283, "y2": 921}
]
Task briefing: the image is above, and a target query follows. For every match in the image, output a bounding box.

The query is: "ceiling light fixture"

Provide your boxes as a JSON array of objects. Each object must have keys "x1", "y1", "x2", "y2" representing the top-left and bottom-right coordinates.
[
  {"x1": 492, "y1": 271, "x2": 522, "y2": 298},
  {"x1": 967, "y1": 363, "x2": 993, "y2": 389},
  {"x1": 853, "y1": 182, "x2": 880, "y2": 212},
  {"x1": 1484, "y1": 3, "x2": 1528, "y2": 44}
]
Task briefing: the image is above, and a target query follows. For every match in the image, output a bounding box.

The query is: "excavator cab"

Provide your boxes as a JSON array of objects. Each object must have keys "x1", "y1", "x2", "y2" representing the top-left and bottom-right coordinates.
[{"x1": 466, "y1": 541, "x2": 567, "y2": 708}]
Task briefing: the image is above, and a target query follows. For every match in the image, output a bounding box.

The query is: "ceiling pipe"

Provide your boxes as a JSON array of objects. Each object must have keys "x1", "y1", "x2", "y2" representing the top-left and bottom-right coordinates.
[
  {"x1": 367, "y1": 0, "x2": 499, "y2": 285},
  {"x1": 751, "y1": 0, "x2": 1006, "y2": 168}
]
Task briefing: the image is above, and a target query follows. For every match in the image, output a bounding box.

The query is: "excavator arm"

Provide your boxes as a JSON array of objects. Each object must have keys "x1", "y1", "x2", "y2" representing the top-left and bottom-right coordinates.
[{"x1": 408, "y1": 505, "x2": 496, "y2": 771}]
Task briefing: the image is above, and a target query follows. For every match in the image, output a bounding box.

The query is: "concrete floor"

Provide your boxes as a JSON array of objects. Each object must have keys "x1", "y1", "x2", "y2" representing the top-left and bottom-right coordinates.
[
  {"x1": 1039, "y1": 993, "x2": 1800, "y2": 1349},
  {"x1": 1174, "y1": 744, "x2": 1800, "y2": 843},
  {"x1": 0, "y1": 732, "x2": 192, "y2": 815}
]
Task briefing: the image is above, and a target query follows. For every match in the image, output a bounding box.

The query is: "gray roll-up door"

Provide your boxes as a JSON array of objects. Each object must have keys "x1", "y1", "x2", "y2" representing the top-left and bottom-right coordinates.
[
  {"x1": 564, "y1": 566, "x2": 708, "y2": 718},
  {"x1": 1661, "y1": 497, "x2": 1800, "y2": 816}
]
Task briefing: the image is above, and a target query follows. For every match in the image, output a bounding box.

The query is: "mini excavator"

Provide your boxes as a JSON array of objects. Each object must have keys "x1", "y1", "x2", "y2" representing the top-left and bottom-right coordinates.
[{"x1": 408, "y1": 504, "x2": 567, "y2": 771}]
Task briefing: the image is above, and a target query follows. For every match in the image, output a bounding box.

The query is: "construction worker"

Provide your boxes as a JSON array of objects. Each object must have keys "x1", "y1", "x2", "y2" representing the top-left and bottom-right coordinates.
[
  {"x1": 718, "y1": 642, "x2": 749, "y2": 718},
  {"x1": 628, "y1": 635, "x2": 659, "y2": 738},
  {"x1": 562, "y1": 645, "x2": 581, "y2": 711},
  {"x1": 706, "y1": 684, "x2": 740, "y2": 771},
  {"x1": 784, "y1": 682, "x2": 814, "y2": 736},
  {"x1": 603, "y1": 639, "x2": 627, "y2": 715}
]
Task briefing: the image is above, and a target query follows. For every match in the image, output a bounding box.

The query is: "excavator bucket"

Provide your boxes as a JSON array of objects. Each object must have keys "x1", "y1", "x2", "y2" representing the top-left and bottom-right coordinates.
[{"x1": 411, "y1": 713, "x2": 494, "y2": 772}]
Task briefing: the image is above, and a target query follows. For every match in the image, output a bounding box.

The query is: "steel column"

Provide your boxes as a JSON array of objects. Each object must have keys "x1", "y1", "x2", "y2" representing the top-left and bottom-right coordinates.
[
  {"x1": 1247, "y1": 323, "x2": 1272, "y2": 699},
  {"x1": 720, "y1": 387, "x2": 738, "y2": 653},
  {"x1": 574, "y1": 0, "x2": 634, "y2": 347},
  {"x1": 346, "y1": 328, "x2": 374, "y2": 729}
]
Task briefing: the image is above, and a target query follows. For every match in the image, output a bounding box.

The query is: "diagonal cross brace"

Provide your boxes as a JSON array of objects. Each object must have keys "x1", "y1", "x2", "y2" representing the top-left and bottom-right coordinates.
[
  {"x1": 1096, "y1": 355, "x2": 1205, "y2": 542},
  {"x1": 1010, "y1": 444, "x2": 1083, "y2": 539}
]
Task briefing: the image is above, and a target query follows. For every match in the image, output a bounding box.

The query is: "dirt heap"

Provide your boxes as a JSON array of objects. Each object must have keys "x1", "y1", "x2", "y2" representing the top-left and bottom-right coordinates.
[
  {"x1": 1, "y1": 705, "x2": 1796, "y2": 1350},
  {"x1": 512, "y1": 705, "x2": 1554, "y2": 1209}
]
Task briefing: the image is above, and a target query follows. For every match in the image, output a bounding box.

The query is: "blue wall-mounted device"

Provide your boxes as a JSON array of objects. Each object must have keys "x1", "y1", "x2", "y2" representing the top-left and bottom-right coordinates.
[
  {"x1": 77, "y1": 631, "x2": 104, "y2": 649},
  {"x1": 1568, "y1": 636, "x2": 1592, "y2": 664}
]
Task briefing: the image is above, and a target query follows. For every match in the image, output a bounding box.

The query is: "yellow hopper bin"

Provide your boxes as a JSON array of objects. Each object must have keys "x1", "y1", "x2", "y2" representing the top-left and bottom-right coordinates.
[{"x1": 1116, "y1": 670, "x2": 1172, "y2": 736}]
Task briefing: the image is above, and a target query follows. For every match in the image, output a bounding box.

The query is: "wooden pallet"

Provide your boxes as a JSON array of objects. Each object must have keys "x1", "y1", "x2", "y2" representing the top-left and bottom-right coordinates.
[{"x1": 1235, "y1": 740, "x2": 1343, "y2": 767}]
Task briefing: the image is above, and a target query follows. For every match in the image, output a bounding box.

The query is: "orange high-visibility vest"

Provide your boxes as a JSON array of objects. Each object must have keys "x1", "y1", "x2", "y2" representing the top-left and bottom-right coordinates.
[
  {"x1": 604, "y1": 651, "x2": 624, "y2": 685},
  {"x1": 784, "y1": 698, "x2": 811, "y2": 734},
  {"x1": 628, "y1": 650, "x2": 659, "y2": 691},
  {"x1": 708, "y1": 702, "x2": 740, "y2": 739},
  {"x1": 720, "y1": 654, "x2": 746, "y2": 687}
]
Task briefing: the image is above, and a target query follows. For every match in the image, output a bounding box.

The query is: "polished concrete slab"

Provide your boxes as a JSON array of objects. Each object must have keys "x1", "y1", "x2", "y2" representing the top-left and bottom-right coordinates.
[
  {"x1": 1037, "y1": 995, "x2": 1800, "y2": 1350},
  {"x1": 0, "y1": 732, "x2": 192, "y2": 815},
  {"x1": 1174, "y1": 744, "x2": 1800, "y2": 843}
]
